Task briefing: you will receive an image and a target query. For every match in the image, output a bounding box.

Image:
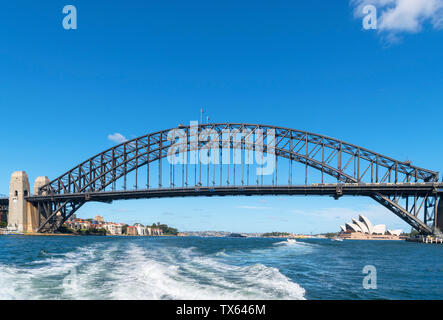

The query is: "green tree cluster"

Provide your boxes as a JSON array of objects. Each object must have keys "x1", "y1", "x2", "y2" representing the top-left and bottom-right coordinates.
[
  {"x1": 323, "y1": 232, "x2": 339, "y2": 238},
  {"x1": 58, "y1": 226, "x2": 107, "y2": 236},
  {"x1": 150, "y1": 222, "x2": 178, "y2": 235},
  {"x1": 262, "y1": 232, "x2": 290, "y2": 237}
]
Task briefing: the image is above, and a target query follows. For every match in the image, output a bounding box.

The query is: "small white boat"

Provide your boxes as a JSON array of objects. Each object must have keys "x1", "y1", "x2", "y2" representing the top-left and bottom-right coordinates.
[
  {"x1": 331, "y1": 237, "x2": 343, "y2": 242},
  {"x1": 287, "y1": 239, "x2": 297, "y2": 243}
]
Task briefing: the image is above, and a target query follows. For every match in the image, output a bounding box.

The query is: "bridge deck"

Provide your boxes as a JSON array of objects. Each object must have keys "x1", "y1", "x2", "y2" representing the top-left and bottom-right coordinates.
[{"x1": 25, "y1": 183, "x2": 443, "y2": 203}]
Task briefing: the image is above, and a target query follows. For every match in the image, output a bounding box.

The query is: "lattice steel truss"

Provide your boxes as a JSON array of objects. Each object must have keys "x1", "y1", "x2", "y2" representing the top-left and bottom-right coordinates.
[{"x1": 28, "y1": 124, "x2": 441, "y2": 234}]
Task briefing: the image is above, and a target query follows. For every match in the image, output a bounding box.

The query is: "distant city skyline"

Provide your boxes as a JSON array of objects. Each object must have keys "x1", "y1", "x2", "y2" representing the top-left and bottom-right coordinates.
[{"x1": 1, "y1": 1, "x2": 442, "y2": 233}]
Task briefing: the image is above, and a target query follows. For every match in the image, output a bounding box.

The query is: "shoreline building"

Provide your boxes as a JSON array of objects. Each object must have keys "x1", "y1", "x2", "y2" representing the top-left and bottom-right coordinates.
[
  {"x1": 135, "y1": 223, "x2": 147, "y2": 236},
  {"x1": 134, "y1": 223, "x2": 163, "y2": 236},
  {"x1": 103, "y1": 223, "x2": 123, "y2": 235},
  {"x1": 127, "y1": 225, "x2": 137, "y2": 236},
  {"x1": 63, "y1": 219, "x2": 165, "y2": 236},
  {"x1": 339, "y1": 215, "x2": 402, "y2": 240}
]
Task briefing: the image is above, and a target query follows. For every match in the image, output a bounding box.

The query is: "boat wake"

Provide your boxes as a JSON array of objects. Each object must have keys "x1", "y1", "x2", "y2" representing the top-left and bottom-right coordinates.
[
  {"x1": 0, "y1": 241, "x2": 306, "y2": 300},
  {"x1": 273, "y1": 239, "x2": 298, "y2": 246}
]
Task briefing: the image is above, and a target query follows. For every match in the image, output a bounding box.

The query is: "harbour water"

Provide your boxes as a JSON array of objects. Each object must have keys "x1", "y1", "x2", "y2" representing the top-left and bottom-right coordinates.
[{"x1": 0, "y1": 236, "x2": 441, "y2": 300}]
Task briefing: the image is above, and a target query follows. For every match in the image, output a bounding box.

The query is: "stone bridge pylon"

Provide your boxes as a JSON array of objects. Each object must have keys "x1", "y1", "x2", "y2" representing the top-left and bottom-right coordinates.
[{"x1": 7, "y1": 171, "x2": 49, "y2": 233}]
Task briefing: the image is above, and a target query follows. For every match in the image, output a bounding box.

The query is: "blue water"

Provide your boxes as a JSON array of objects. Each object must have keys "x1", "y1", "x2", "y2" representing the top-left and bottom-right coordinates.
[{"x1": 0, "y1": 236, "x2": 441, "y2": 299}]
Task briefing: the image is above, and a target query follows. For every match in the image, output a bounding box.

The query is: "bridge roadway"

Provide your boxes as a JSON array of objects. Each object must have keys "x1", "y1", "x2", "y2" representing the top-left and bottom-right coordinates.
[{"x1": 23, "y1": 182, "x2": 443, "y2": 203}]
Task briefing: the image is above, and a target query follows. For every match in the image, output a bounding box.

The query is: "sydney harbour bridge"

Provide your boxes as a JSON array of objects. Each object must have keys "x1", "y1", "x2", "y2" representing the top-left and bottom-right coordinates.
[{"x1": 1, "y1": 123, "x2": 442, "y2": 235}]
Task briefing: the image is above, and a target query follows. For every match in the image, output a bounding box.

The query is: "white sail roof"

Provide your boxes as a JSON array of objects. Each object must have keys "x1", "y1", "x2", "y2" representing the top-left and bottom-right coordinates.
[
  {"x1": 359, "y1": 215, "x2": 373, "y2": 234},
  {"x1": 387, "y1": 229, "x2": 402, "y2": 236},
  {"x1": 372, "y1": 224, "x2": 386, "y2": 235},
  {"x1": 345, "y1": 223, "x2": 362, "y2": 233},
  {"x1": 353, "y1": 218, "x2": 369, "y2": 234}
]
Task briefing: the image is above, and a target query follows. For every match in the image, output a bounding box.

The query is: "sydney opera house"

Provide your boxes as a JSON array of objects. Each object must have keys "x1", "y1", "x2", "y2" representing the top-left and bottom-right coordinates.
[{"x1": 339, "y1": 215, "x2": 402, "y2": 240}]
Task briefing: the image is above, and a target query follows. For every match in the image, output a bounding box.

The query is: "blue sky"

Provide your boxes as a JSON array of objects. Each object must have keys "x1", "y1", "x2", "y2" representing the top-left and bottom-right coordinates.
[{"x1": 1, "y1": 1, "x2": 442, "y2": 233}]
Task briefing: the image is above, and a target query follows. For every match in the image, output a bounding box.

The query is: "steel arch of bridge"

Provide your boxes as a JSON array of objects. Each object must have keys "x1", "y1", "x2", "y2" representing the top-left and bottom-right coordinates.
[{"x1": 29, "y1": 123, "x2": 442, "y2": 234}]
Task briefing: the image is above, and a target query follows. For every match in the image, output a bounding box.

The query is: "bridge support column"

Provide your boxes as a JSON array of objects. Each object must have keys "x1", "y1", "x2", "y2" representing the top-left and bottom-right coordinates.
[
  {"x1": 8, "y1": 171, "x2": 30, "y2": 232},
  {"x1": 8, "y1": 172, "x2": 50, "y2": 233},
  {"x1": 436, "y1": 195, "x2": 443, "y2": 235},
  {"x1": 27, "y1": 176, "x2": 50, "y2": 233}
]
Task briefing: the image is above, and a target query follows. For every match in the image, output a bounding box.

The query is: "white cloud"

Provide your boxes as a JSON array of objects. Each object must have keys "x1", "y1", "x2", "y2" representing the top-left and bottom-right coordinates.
[
  {"x1": 107, "y1": 133, "x2": 128, "y2": 144},
  {"x1": 352, "y1": 0, "x2": 443, "y2": 38}
]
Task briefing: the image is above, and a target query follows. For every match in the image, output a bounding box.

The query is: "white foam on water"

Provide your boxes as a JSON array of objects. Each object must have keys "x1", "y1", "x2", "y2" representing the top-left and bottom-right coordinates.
[
  {"x1": 0, "y1": 243, "x2": 117, "y2": 299},
  {"x1": 274, "y1": 239, "x2": 297, "y2": 246},
  {"x1": 0, "y1": 241, "x2": 306, "y2": 300},
  {"x1": 109, "y1": 244, "x2": 306, "y2": 300},
  {"x1": 0, "y1": 264, "x2": 26, "y2": 299},
  {"x1": 236, "y1": 239, "x2": 318, "y2": 260},
  {"x1": 273, "y1": 239, "x2": 317, "y2": 248},
  {"x1": 60, "y1": 243, "x2": 121, "y2": 299},
  {"x1": 215, "y1": 249, "x2": 229, "y2": 257}
]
